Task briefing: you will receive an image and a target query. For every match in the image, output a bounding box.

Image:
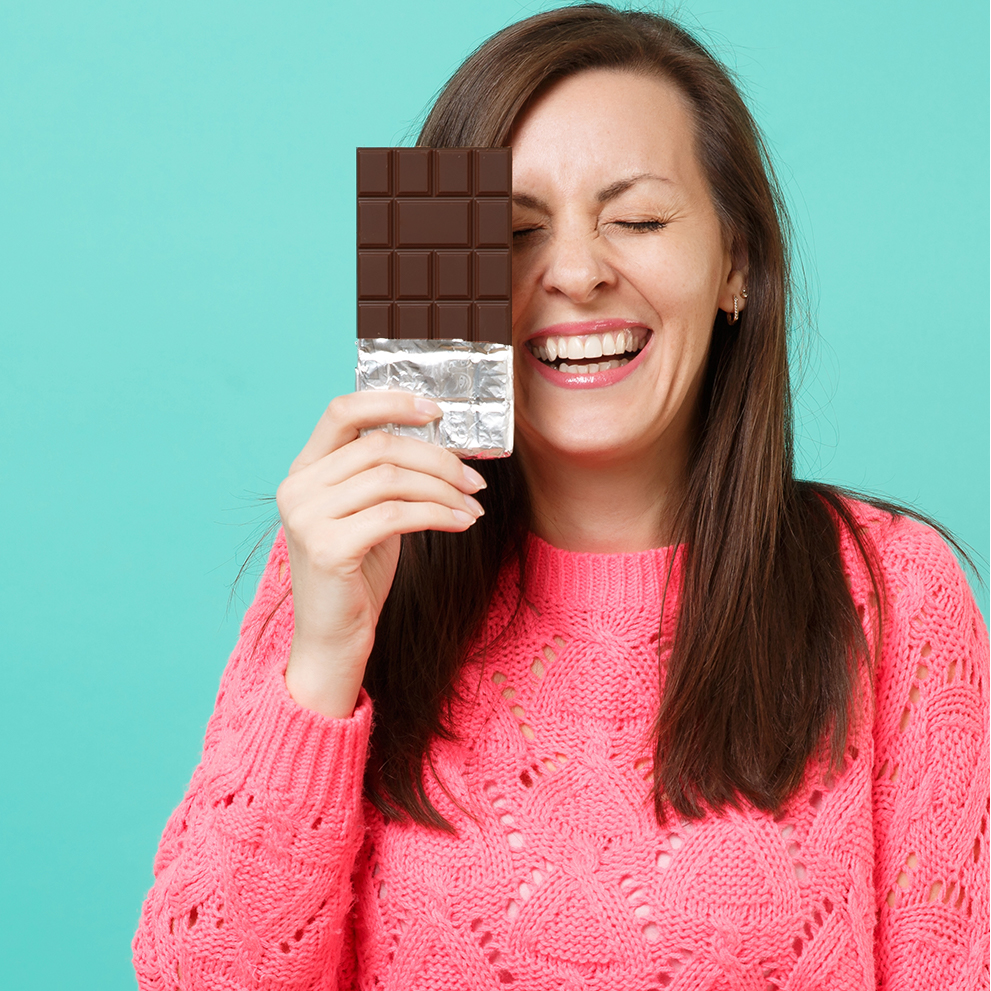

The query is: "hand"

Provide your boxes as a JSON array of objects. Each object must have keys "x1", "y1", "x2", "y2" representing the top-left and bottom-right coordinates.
[{"x1": 276, "y1": 391, "x2": 487, "y2": 718}]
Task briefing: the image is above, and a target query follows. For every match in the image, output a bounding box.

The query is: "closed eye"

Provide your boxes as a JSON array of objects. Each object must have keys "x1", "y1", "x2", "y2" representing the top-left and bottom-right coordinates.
[
  {"x1": 612, "y1": 220, "x2": 666, "y2": 232},
  {"x1": 513, "y1": 220, "x2": 665, "y2": 239}
]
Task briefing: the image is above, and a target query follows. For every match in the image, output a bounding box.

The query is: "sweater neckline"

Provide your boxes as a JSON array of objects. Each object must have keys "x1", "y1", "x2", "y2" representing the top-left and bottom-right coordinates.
[{"x1": 522, "y1": 532, "x2": 683, "y2": 610}]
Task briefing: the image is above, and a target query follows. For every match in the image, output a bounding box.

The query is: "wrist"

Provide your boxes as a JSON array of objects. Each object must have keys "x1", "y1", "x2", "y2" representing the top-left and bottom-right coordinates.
[{"x1": 285, "y1": 640, "x2": 367, "y2": 720}]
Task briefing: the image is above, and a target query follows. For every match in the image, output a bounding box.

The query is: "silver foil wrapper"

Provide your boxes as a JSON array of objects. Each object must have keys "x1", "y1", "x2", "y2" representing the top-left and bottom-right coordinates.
[{"x1": 355, "y1": 339, "x2": 514, "y2": 459}]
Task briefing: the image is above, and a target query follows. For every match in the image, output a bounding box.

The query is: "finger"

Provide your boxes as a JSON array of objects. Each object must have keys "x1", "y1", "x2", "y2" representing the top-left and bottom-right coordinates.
[
  {"x1": 292, "y1": 391, "x2": 442, "y2": 472},
  {"x1": 332, "y1": 500, "x2": 480, "y2": 560},
  {"x1": 316, "y1": 464, "x2": 486, "y2": 521},
  {"x1": 302, "y1": 430, "x2": 487, "y2": 495}
]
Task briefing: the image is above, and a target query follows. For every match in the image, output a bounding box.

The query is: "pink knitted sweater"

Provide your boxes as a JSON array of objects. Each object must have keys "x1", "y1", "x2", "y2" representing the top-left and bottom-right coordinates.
[{"x1": 134, "y1": 500, "x2": 990, "y2": 990}]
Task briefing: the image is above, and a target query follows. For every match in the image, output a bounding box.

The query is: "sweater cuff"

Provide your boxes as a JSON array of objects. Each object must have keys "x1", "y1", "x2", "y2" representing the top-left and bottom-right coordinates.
[{"x1": 227, "y1": 670, "x2": 374, "y2": 817}]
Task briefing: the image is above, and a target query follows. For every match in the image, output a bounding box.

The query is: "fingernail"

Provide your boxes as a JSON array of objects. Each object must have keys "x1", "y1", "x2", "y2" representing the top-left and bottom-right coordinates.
[
  {"x1": 462, "y1": 465, "x2": 487, "y2": 490},
  {"x1": 452, "y1": 509, "x2": 475, "y2": 526},
  {"x1": 463, "y1": 495, "x2": 485, "y2": 518},
  {"x1": 414, "y1": 398, "x2": 442, "y2": 418}
]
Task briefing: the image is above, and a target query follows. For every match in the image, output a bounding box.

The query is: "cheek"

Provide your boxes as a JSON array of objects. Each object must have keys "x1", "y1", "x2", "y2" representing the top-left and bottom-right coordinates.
[
  {"x1": 510, "y1": 242, "x2": 543, "y2": 286},
  {"x1": 511, "y1": 250, "x2": 535, "y2": 330},
  {"x1": 622, "y1": 237, "x2": 725, "y2": 315}
]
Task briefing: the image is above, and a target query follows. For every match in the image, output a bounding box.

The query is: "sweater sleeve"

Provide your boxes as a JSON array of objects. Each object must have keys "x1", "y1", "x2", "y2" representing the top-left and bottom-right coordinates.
[
  {"x1": 132, "y1": 528, "x2": 373, "y2": 990},
  {"x1": 870, "y1": 515, "x2": 990, "y2": 990}
]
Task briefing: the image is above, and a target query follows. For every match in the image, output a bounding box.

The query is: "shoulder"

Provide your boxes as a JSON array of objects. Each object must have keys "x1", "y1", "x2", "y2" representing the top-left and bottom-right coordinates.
[
  {"x1": 853, "y1": 502, "x2": 990, "y2": 977},
  {"x1": 832, "y1": 495, "x2": 988, "y2": 731},
  {"x1": 830, "y1": 495, "x2": 979, "y2": 624}
]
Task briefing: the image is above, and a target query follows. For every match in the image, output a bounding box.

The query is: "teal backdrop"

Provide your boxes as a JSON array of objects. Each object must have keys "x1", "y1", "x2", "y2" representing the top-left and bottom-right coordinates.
[{"x1": 1, "y1": 1, "x2": 987, "y2": 987}]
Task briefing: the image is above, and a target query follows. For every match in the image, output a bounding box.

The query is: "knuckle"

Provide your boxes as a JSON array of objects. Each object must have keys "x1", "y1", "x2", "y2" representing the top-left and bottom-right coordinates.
[
  {"x1": 327, "y1": 394, "x2": 350, "y2": 422},
  {"x1": 280, "y1": 509, "x2": 302, "y2": 541},
  {"x1": 443, "y1": 453, "x2": 467, "y2": 480},
  {"x1": 364, "y1": 429, "x2": 391, "y2": 459},
  {"x1": 374, "y1": 462, "x2": 400, "y2": 487},
  {"x1": 374, "y1": 501, "x2": 402, "y2": 527},
  {"x1": 275, "y1": 477, "x2": 295, "y2": 513},
  {"x1": 432, "y1": 445, "x2": 459, "y2": 470}
]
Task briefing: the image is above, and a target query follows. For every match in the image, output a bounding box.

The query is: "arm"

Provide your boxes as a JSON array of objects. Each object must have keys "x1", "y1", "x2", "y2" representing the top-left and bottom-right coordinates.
[
  {"x1": 133, "y1": 391, "x2": 485, "y2": 988},
  {"x1": 872, "y1": 517, "x2": 990, "y2": 990},
  {"x1": 132, "y1": 530, "x2": 373, "y2": 990}
]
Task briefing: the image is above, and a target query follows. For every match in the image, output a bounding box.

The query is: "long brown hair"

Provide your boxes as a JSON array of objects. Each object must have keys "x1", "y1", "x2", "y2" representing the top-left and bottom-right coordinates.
[{"x1": 249, "y1": 3, "x2": 975, "y2": 830}]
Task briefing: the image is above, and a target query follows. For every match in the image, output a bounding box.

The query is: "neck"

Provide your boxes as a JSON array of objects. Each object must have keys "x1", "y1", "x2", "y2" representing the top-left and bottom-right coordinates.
[{"x1": 517, "y1": 441, "x2": 687, "y2": 554}]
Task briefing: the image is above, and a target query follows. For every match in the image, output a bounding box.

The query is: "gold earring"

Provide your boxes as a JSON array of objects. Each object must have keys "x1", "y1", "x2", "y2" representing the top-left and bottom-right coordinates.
[{"x1": 727, "y1": 287, "x2": 748, "y2": 325}]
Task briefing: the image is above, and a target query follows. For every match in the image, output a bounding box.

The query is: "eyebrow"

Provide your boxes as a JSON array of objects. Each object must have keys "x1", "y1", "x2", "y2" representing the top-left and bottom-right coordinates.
[
  {"x1": 512, "y1": 172, "x2": 671, "y2": 212},
  {"x1": 597, "y1": 172, "x2": 671, "y2": 203}
]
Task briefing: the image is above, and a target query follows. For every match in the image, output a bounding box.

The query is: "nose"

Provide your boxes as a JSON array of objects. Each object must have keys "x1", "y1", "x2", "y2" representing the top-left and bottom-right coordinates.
[{"x1": 537, "y1": 224, "x2": 616, "y2": 303}]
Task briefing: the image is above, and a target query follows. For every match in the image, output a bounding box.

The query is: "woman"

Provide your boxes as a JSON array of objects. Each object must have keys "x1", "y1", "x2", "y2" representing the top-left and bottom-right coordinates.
[{"x1": 133, "y1": 5, "x2": 989, "y2": 988}]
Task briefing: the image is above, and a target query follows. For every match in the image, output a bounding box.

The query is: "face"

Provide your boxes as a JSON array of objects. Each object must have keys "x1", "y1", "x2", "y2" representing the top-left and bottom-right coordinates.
[{"x1": 510, "y1": 68, "x2": 745, "y2": 469}]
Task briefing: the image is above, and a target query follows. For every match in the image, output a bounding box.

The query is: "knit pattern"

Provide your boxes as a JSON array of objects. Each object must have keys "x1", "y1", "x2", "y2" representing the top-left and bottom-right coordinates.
[{"x1": 133, "y1": 500, "x2": 990, "y2": 990}]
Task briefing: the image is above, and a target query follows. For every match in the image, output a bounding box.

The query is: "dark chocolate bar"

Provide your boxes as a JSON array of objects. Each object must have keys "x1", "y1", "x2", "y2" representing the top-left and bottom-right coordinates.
[{"x1": 356, "y1": 148, "x2": 512, "y2": 345}]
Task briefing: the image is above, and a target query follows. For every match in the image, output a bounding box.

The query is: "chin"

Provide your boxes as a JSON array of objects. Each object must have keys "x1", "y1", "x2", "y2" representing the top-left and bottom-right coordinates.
[{"x1": 518, "y1": 417, "x2": 646, "y2": 464}]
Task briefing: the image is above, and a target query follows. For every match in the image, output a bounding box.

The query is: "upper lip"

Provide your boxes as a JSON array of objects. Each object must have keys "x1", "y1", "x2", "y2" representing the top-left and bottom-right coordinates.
[{"x1": 523, "y1": 318, "x2": 651, "y2": 344}]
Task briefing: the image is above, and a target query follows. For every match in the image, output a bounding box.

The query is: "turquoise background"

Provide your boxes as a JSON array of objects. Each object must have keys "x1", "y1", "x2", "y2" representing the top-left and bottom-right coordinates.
[{"x1": 1, "y1": 1, "x2": 987, "y2": 987}]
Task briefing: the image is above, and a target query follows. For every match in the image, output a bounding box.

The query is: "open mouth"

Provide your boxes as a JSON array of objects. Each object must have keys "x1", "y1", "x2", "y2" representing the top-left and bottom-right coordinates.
[{"x1": 526, "y1": 327, "x2": 650, "y2": 375}]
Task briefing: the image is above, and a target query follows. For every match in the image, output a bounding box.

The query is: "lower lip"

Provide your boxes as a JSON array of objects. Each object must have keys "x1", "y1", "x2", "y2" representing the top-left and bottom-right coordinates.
[{"x1": 523, "y1": 334, "x2": 653, "y2": 390}]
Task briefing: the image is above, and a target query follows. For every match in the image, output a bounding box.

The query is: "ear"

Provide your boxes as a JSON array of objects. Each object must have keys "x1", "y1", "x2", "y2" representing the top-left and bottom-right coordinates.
[{"x1": 717, "y1": 242, "x2": 749, "y2": 319}]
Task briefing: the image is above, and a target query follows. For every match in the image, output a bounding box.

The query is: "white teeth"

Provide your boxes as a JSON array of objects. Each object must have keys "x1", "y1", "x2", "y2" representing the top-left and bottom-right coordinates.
[
  {"x1": 556, "y1": 357, "x2": 630, "y2": 375},
  {"x1": 530, "y1": 329, "x2": 648, "y2": 364}
]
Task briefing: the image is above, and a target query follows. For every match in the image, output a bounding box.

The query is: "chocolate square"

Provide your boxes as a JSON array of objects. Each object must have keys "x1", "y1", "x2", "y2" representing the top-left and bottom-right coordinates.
[
  {"x1": 436, "y1": 251, "x2": 471, "y2": 298},
  {"x1": 357, "y1": 147, "x2": 512, "y2": 344}
]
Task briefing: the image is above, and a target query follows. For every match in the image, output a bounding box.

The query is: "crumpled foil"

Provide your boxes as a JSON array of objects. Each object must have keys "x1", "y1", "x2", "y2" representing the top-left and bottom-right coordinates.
[{"x1": 355, "y1": 339, "x2": 514, "y2": 459}]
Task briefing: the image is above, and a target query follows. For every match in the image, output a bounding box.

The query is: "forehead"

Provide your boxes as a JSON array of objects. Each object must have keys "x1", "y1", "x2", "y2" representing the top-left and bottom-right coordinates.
[{"x1": 509, "y1": 68, "x2": 701, "y2": 195}]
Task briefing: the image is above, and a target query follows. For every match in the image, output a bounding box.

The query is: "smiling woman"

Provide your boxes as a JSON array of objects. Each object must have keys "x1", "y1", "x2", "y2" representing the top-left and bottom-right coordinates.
[
  {"x1": 508, "y1": 70, "x2": 743, "y2": 551},
  {"x1": 134, "y1": 5, "x2": 989, "y2": 989}
]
